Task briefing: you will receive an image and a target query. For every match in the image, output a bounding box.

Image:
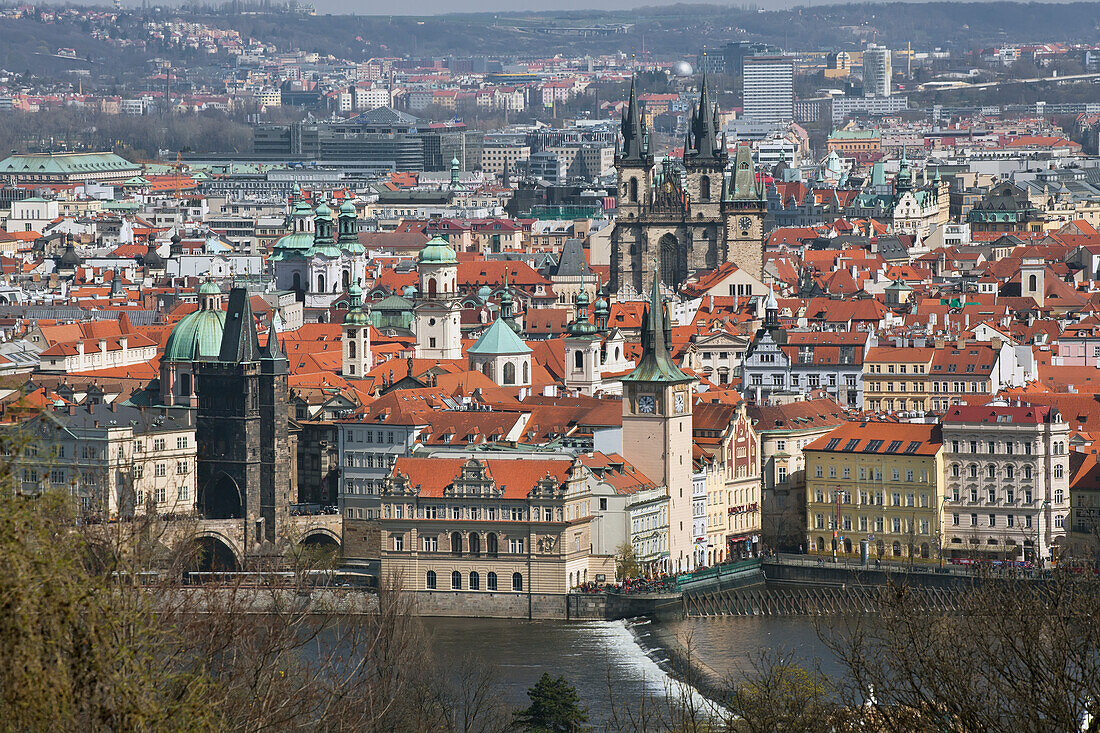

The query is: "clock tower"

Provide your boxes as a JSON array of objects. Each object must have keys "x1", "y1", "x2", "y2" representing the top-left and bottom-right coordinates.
[
  {"x1": 722, "y1": 143, "x2": 766, "y2": 281},
  {"x1": 621, "y1": 263, "x2": 697, "y2": 573}
]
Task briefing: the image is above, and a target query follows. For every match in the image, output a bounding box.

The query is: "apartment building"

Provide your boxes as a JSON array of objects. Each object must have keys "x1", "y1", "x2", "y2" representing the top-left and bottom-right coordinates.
[
  {"x1": 863, "y1": 345, "x2": 935, "y2": 413},
  {"x1": 11, "y1": 402, "x2": 196, "y2": 520},
  {"x1": 941, "y1": 403, "x2": 1069, "y2": 563},
  {"x1": 805, "y1": 421, "x2": 944, "y2": 561},
  {"x1": 748, "y1": 398, "x2": 847, "y2": 551}
]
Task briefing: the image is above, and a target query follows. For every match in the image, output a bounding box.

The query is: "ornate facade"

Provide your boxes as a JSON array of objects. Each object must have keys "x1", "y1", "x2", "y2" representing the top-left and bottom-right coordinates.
[{"x1": 612, "y1": 76, "x2": 766, "y2": 297}]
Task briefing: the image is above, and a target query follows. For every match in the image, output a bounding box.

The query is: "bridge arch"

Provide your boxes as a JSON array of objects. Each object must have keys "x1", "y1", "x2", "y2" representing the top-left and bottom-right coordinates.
[{"x1": 189, "y1": 531, "x2": 243, "y2": 573}]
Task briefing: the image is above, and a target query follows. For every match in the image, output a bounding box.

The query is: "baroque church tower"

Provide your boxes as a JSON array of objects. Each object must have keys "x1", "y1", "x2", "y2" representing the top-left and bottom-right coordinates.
[{"x1": 612, "y1": 74, "x2": 766, "y2": 297}]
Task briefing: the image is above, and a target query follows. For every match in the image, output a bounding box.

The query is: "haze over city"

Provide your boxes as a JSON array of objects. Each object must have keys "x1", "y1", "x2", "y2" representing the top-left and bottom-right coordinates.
[{"x1": 1, "y1": 0, "x2": 1100, "y2": 728}]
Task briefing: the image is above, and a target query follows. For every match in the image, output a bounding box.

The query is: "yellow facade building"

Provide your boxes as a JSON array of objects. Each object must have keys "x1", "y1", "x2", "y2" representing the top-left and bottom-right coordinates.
[{"x1": 805, "y1": 421, "x2": 945, "y2": 562}]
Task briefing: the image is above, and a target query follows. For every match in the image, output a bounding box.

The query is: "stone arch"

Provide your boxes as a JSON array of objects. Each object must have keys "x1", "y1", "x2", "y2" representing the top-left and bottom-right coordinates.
[
  {"x1": 503, "y1": 361, "x2": 516, "y2": 385},
  {"x1": 189, "y1": 533, "x2": 242, "y2": 573},
  {"x1": 199, "y1": 472, "x2": 244, "y2": 520},
  {"x1": 317, "y1": 273, "x2": 326, "y2": 294},
  {"x1": 700, "y1": 175, "x2": 711, "y2": 201}
]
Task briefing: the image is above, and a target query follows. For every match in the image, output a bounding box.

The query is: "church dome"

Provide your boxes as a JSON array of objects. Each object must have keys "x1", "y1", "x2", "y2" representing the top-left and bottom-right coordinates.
[
  {"x1": 339, "y1": 200, "x2": 356, "y2": 216},
  {"x1": 163, "y1": 306, "x2": 226, "y2": 363},
  {"x1": 199, "y1": 281, "x2": 221, "y2": 296},
  {"x1": 477, "y1": 284, "x2": 492, "y2": 301},
  {"x1": 418, "y1": 236, "x2": 458, "y2": 264}
]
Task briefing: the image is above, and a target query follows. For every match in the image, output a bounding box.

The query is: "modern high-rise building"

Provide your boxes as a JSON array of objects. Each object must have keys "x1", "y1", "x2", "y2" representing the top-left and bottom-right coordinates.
[
  {"x1": 742, "y1": 56, "x2": 794, "y2": 123},
  {"x1": 862, "y1": 44, "x2": 892, "y2": 98}
]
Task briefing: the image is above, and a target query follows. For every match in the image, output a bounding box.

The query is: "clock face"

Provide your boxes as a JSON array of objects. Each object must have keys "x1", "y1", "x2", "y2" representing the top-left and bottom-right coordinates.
[
  {"x1": 738, "y1": 216, "x2": 753, "y2": 232},
  {"x1": 675, "y1": 392, "x2": 685, "y2": 414},
  {"x1": 637, "y1": 395, "x2": 656, "y2": 414}
]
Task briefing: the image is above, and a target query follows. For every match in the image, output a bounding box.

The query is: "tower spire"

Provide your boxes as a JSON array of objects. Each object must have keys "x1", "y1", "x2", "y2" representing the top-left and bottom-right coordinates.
[{"x1": 620, "y1": 75, "x2": 647, "y2": 163}]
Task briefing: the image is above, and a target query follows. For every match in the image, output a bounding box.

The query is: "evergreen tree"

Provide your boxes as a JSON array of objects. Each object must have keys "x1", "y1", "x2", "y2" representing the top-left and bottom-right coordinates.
[{"x1": 513, "y1": 673, "x2": 588, "y2": 732}]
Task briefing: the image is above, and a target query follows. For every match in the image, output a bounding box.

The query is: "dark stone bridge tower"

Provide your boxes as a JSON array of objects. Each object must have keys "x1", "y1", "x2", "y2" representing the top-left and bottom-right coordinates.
[{"x1": 195, "y1": 287, "x2": 290, "y2": 551}]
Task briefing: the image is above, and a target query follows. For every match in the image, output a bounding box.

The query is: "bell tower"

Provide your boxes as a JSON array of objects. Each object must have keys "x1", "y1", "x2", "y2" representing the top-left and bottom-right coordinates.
[
  {"x1": 722, "y1": 143, "x2": 766, "y2": 280},
  {"x1": 414, "y1": 236, "x2": 462, "y2": 360},
  {"x1": 342, "y1": 281, "x2": 372, "y2": 378},
  {"x1": 621, "y1": 262, "x2": 696, "y2": 574}
]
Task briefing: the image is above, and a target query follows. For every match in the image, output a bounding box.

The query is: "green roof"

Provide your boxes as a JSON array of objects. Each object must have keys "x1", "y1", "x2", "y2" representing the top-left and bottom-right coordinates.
[
  {"x1": 829, "y1": 129, "x2": 880, "y2": 140},
  {"x1": 467, "y1": 318, "x2": 531, "y2": 356},
  {"x1": 0, "y1": 151, "x2": 138, "y2": 175},
  {"x1": 163, "y1": 308, "x2": 226, "y2": 363},
  {"x1": 418, "y1": 235, "x2": 458, "y2": 264}
]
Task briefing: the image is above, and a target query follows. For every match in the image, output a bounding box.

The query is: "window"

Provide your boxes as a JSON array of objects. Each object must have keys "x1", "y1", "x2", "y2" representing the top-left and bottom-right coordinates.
[
  {"x1": 892, "y1": 469, "x2": 900, "y2": 481},
  {"x1": 843, "y1": 467, "x2": 851, "y2": 479},
  {"x1": 176, "y1": 436, "x2": 188, "y2": 450},
  {"x1": 970, "y1": 513, "x2": 978, "y2": 527},
  {"x1": 906, "y1": 470, "x2": 914, "y2": 482},
  {"x1": 1055, "y1": 489, "x2": 1064, "y2": 503},
  {"x1": 815, "y1": 466, "x2": 823, "y2": 478},
  {"x1": 988, "y1": 489, "x2": 996, "y2": 504},
  {"x1": 510, "y1": 538, "x2": 525, "y2": 554},
  {"x1": 989, "y1": 514, "x2": 996, "y2": 527},
  {"x1": 451, "y1": 571, "x2": 462, "y2": 590},
  {"x1": 176, "y1": 461, "x2": 188, "y2": 475},
  {"x1": 486, "y1": 533, "x2": 498, "y2": 557},
  {"x1": 451, "y1": 532, "x2": 463, "y2": 555},
  {"x1": 1008, "y1": 515, "x2": 1015, "y2": 527},
  {"x1": 815, "y1": 514, "x2": 824, "y2": 529},
  {"x1": 177, "y1": 485, "x2": 189, "y2": 502},
  {"x1": 987, "y1": 465, "x2": 996, "y2": 479},
  {"x1": 426, "y1": 571, "x2": 437, "y2": 589},
  {"x1": 1054, "y1": 465, "x2": 1064, "y2": 479},
  {"x1": 153, "y1": 439, "x2": 166, "y2": 451},
  {"x1": 969, "y1": 464, "x2": 978, "y2": 478},
  {"x1": 469, "y1": 572, "x2": 480, "y2": 590},
  {"x1": 512, "y1": 572, "x2": 523, "y2": 591},
  {"x1": 50, "y1": 469, "x2": 64, "y2": 485},
  {"x1": 777, "y1": 466, "x2": 787, "y2": 483},
  {"x1": 952, "y1": 513, "x2": 959, "y2": 526},
  {"x1": 829, "y1": 467, "x2": 837, "y2": 478},
  {"x1": 1024, "y1": 466, "x2": 1032, "y2": 479},
  {"x1": 776, "y1": 440, "x2": 786, "y2": 451},
  {"x1": 1025, "y1": 515, "x2": 1032, "y2": 529},
  {"x1": 155, "y1": 463, "x2": 167, "y2": 478},
  {"x1": 422, "y1": 536, "x2": 438, "y2": 552},
  {"x1": 392, "y1": 534, "x2": 404, "y2": 551},
  {"x1": 1006, "y1": 465, "x2": 1014, "y2": 479}
]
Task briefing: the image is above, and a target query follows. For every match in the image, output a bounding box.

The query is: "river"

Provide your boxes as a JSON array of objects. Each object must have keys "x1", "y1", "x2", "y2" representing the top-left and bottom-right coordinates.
[{"x1": 423, "y1": 615, "x2": 841, "y2": 726}]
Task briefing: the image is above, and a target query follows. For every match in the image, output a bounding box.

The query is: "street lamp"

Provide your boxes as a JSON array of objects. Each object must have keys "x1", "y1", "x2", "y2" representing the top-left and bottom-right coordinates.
[{"x1": 1036, "y1": 499, "x2": 1050, "y2": 569}]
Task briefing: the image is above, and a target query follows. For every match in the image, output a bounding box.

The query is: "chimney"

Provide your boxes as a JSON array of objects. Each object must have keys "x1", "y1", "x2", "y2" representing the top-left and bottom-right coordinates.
[{"x1": 67, "y1": 404, "x2": 76, "y2": 416}]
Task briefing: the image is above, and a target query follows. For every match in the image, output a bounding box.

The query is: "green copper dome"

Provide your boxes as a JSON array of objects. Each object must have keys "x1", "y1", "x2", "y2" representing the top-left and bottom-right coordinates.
[
  {"x1": 418, "y1": 236, "x2": 458, "y2": 264},
  {"x1": 198, "y1": 281, "x2": 221, "y2": 295},
  {"x1": 163, "y1": 307, "x2": 226, "y2": 363},
  {"x1": 339, "y1": 200, "x2": 356, "y2": 216}
]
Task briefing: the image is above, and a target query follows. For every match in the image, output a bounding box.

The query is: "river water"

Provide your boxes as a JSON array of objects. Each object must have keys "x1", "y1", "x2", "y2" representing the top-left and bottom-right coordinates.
[{"x1": 423, "y1": 615, "x2": 840, "y2": 726}]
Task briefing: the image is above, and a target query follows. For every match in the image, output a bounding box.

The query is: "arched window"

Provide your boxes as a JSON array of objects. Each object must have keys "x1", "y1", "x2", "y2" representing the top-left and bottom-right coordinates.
[
  {"x1": 486, "y1": 533, "x2": 498, "y2": 557},
  {"x1": 658, "y1": 234, "x2": 677, "y2": 287},
  {"x1": 482, "y1": 362, "x2": 492, "y2": 379},
  {"x1": 1024, "y1": 466, "x2": 1032, "y2": 479},
  {"x1": 574, "y1": 350, "x2": 584, "y2": 369},
  {"x1": 487, "y1": 572, "x2": 498, "y2": 591},
  {"x1": 450, "y1": 531, "x2": 462, "y2": 555},
  {"x1": 426, "y1": 570, "x2": 437, "y2": 589},
  {"x1": 615, "y1": 346, "x2": 621, "y2": 360},
  {"x1": 921, "y1": 543, "x2": 930, "y2": 559},
  {"x1": 428, "y1": 277, "x2": 437, "y2": 297},
  {"x1": 629, "y1": 177, "x2": 638, "y2": 203},
  {"x1": 342, "y1": 270, "x2": 350, "y2": 289},
  {"x1": 700, "y1": 175, "x2": 711, "y2": 201},
  {"x1": 512, "y1": 572, "x2": 523, "y2": 592},
  {"x1": 1055, "y1": 489, "x2": 1064, "y2": 503},
  {"x1": 969, "y1": 464, "x2": 978, "y2": 478},
  {"x1": 522, "y1": 361, "x2": 529, "y2": 384},
  {"x1": 1028, "y1": 274, "x2": 1038, "y2": 292},
  {"x1": 469, "y1": 533, "x2": 481, "y2": 556},
  {"x1": 892, "y1": 541, "x2": 901, "y2": 557},
  {"x1": 1054, "y1": 465, "x2": 1064, "y2": 479},
  {"x1": 469, "y1": 571, "x2": 480, "y2": 590},
  {"x1": 180, "y1": 372, "x2": 192, "y2": 397},
  {"x1": 348, "y1": 340, "x2": 356, "y2": 359},
  {"x1": 951, "y1": 464, "x2": 960, "y2": 477},
  {"x1": 1006, "y1": 465, "x2": 1014, "y2": 478},
  {"x1": 503, "y1": 362, "x2": 516, "y2": 385},
  {"x1": 292, "y1": 273, "x2": 302, "y2": 292},
  {"x1": 317, "y1": 274, "x2": 325, "y2": 293},
  {"x1": 987, "y1": 465, "x2": 996, "y2": 479},
  {"x1": 451, "y1": 571, "x2": 461, "y2": 590}
]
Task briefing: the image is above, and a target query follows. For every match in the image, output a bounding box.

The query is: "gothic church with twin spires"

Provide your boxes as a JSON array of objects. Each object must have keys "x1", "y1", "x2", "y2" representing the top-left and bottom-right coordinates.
[{"x1": 612, "y1": 76, "x2": 767, "y2": 297}]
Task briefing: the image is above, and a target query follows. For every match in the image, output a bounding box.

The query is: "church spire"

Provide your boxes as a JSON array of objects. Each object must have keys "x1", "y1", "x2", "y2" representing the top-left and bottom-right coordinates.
[
  {"x1": 685, "y1": 69, "x2": 721, "y2": 162},
  {"x1": 619, "y1": 75, "x2": 648, "y2": 163},
  {"x1": 622, "y1": 258, "x2": 691, "y2": 384},
  {"x1": 728, "y1": 143, "x2": 764, "y2": 201}
]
